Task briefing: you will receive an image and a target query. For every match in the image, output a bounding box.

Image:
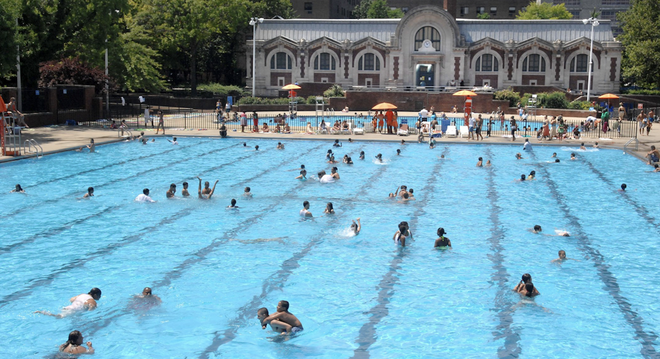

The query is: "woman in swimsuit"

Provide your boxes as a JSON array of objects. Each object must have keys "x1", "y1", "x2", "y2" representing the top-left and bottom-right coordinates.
[
  {"x1": 434, "y1": 227, "x2": 451, "y2": 248},
  {"x1": 393, "y1": 223, "x2": 407, "y2": 246},
  {"x1": 59, "y1": 330, "x2": 94, "y2": 355},
  {"x1": 324, "y1": 202, "x2": 335, "y2": 214}
]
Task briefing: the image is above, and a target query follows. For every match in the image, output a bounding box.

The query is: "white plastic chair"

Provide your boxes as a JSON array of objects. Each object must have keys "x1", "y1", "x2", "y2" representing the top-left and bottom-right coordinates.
[
  {"x1": 445, "y1": 125, "x2": 457, "y2": 138},
  {"x1": 459, "y1": 126, "x2": 469, "y2": 138}
]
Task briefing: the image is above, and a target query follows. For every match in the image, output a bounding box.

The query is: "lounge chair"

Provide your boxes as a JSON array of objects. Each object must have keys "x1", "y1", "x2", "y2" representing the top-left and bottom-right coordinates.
[
  {"x1": 459, "y1": 126, "x2": 469, "y2": 138},
  {"x1": 341, "y1": 122, "x2": 352, "y2": 135},
  {"x1": 445, "y1": 125, "x2": 457, "y2": 138},
  {"x1": 397, "y1": 124, "x2": 410, "y2": 136}
]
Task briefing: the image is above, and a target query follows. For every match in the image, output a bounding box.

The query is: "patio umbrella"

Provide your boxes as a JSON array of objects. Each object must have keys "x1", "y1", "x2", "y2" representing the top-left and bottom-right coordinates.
[
  {"x1": 453, "y1": 90, "x2": 477, "y2": 97},
  {"x1": 282, "y1": 84, "x2": 301, "y2": 90},
  {"x1": 453, "y1": 90, "x2": 477, "y2": 119},
  {"x1": 598, "y1": 93, "x2": 619, "y2": 112},
  {"x1": 372, "y1": 102, "x2": 398, "y2": 110}
]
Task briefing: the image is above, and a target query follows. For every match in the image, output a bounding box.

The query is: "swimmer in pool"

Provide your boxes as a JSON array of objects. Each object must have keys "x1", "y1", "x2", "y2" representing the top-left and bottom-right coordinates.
[
  {"x1": 532, "y1": 225, "x2": 542, "y2": 234},
  {"x1": 515, "y1": 153, "x2": 523, "y2": 160},
  {"x1": 388, "y1": 186, "x2": 400, "y2": 198},
  {"x1": 197, "y1": 177, "x2": 218, "y2": 199},
  {"x1": 554, "y1": 229, "x2": 570, "y2": 237},
  {"x1": 551, "y1": 250, "x2": 579, "y2": 263},
  {"x1": 166, "y1": 183, "x2": 176, "y2": 198},
  {"x1": 519, "y1": 282, "x2": 539, "y2": 298},
  {"x1": 485, "y1": 160, "x2": 492, "y2": 167},
  {"x1": 398, "y1": 185, "x2": 409, "y2": 199},
  {"x1": 513, "y1": 274, "x2": 539, "y2": 296},
  {"x1": 277, "y1": 142, "x2": 284, "y2": 150},
  {"x1": 375, "y1": 153, "x2": 383, "y2": 162},
  {"x1": 77, "y1": 138, "x2": 95, "y2": 153},
  {"x1": 328, "y1": 155, "x2": 338, "y2": 164},
  {"x1": 429, "y1": 138, "x2": 436, "y2": 149},
  {"x1": 408, "y1": 189, "x2": 415, "y2": 198},
  {"x1": 330, "y1": 167, "x2": 340, "y2": 180},
  {"x1": 345, "y1": 156, "x2": 353, "y2": 164},
  {"x1": 552, "y1": 152, "x2": 557, "y2": 158},
  {"x1": 168, "y1": 137, "x2": 178, "y2": 145},
  {"x1": 82, "y1": 187, "x2": 94, "y2": 198},
  {"x1": 326, "y1": 150, "x2": 333, "y2": 160},
  {"x1": 258, "y1": 308, "x2": 288, "y2": 333},
  {"x1": 399, "y1": 192, "x2": 415, "y2": 202},
  {"x1": 527, "y1": 171, "x2": 536, "y2": 180},
  {"x1": 570, "y1": 153, "x2": 577, "y2": 160},
  {"x1": 440, "y1": 154, "x2": 445, "y2": 159},
  {"x1": 260, "y1": 300, "x2": 303, "y2": 335},
  {"x1": 135, "y1": 188, "x2": 155, "y2": 203},
  {"x1": 593, "y1": 142, "x2": 599, "y2": 148},
  {"x1": 350, "y1": 218, "x2": 361, "y2": 235},
  {"x1": 243, "y1": 187, "x2": 252, "y2": 197},
  {"x1": 36, "y1": 288, "x2": 102, "y2": 318},
  {"x1": 580, "y1": 143, "x2": 586, "y2": 150},
  {"x1": 554, "y1": 159, "x2": 560, "y2": 163},
  {"x1": 181, "y1": 182, "x2": 190, "y2": 197},
  {"x1": 348, "y1": 138, "x2": 353, "y2": 143},
  {"x1": 519, "y1": 174, "x2": 526, "y2": 182},
  {"x1": 477, "y1": 157, "x2": 483, "y2": 167},
  {"x1": 396, "y1": 149, "x2": 401, "y2": 156},
  {"x1": 393, "y1": 223, "x2": 407, "y2": 246},
  {"x1": 10, "y1": 184, "x2": 25, "y2": 193},
  {"x1": 295, "y1": 169, "x2": 307, "y2": 180},
  {"x1": 324, "y1": 202, "x2": 335, "y2": 214},
  {"x1": 300, "y1": 201, "x2": 313, "y2": 217},
  {"x1": 255, "y1": 145, "x2": 259, "y2": 151},
  {"x1": 333, "y1": 139, "x2": 342, "y2": 147},
  {"x1": 319, "y1": 171, "x2": 335, "y2": 184},
  {"x1": 434, "y1": 227, "x2": 451, "y2": 248},
  {"x1": 359, "y1": 151, "x2": 365, "y2": 160},
  {"x1": 137, "y1": 287, "x2": 161, "y2": 303},
  {"x1": 227, "y1": 198, "x2": 239, "y2": 209},
  {"x1": 59, "y1": 330, "x2": 94, "y2": 355},
  {"x1": 619, "y1": 183, "x2": 627, "y2": 192},
  {"x1": 243, "y1": 142, "x2": 247, "y2": 147},
  {"x1": 401, "y1": 139, "x2": 406, "y2": 145}
]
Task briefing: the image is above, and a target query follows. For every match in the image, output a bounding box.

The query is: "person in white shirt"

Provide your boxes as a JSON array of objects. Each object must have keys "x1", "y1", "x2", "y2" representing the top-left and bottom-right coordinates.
[
  {"x1": 523, "y1": 139, "x2": 533, "y2": 151},
  {"x1": 419, "y1": 108, "x2": 429, "y2": 122},
  {"x1": 300, "y1": 201, "x2": 313, "y2": 217},
  {"x1": 168, "y1": 137, "x2": 178, "y2": 145},
  {"x1": 135, "y1": 188, "x2": 155, "y2": 202}
]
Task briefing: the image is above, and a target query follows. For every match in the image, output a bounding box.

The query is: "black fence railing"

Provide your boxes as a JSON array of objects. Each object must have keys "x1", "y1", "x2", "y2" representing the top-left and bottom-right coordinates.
[{"x1": 20, "y1": 88, "x2": 50, "y2": 113}]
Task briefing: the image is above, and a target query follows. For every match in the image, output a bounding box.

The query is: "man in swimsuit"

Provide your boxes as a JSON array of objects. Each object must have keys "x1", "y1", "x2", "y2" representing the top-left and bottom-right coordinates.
[
  {"x1": 300, "y1": 201, "x2": 313, "y2": 217},
  {"x1": 350, "y1": 218, "x2": 361, "y2": 235},
  {"x1": 551, "y1": 250, "x2": 578, "y2": 263},
  {"x1": 36, "y1": 288, "x2": 102, "y2": 318},
  {"x1": 166, "y1": 183, "x2": 176, "y2": 198},
  {"x1": 259, "y1": 300, "x2": 304, "y2": 334},
  {"x1": 83, "y1": 187, "x2": 94, "y2": 198},
  {"x1": 646, "y1": 145, "x2": 659, "y2": 165},
  {"x1": 198, "y1": 177, "x2": 218, "y2": 199},
  {"x1": 181, "y1": 182, "x2": 190, "y2": 197}
]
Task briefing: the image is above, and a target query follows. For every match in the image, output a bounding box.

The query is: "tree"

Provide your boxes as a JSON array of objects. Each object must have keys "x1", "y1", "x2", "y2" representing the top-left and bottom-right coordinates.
[
  {"x1": 39, "y1": 57, "x2": 110, "y2": 93},
  {"x1": 353, "y1": 0, "x2": 370, "y2": 19},
  {"x1": 366, "y1": 0, "x2": 404, "y2": 19},
  {"x1": 0, "y1": 0, "x2": 19, "y2": 80},
  {"x1": 618, "y1": 0, "x2": 660, "y2": 89},
  {"x1": 477, "y1": 13, "x2": 490, "y2": 19},
  {"x1": 516, "y1": 1, "x2": 572, "y2": 20}
]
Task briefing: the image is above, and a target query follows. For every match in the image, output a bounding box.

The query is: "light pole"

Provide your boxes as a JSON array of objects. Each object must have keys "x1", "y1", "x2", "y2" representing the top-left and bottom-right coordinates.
[
  {"x1": 105, "y1": 10, "x2": 119, "y2": 119},
  {"x1": 583, "y1": 17, "x2": 599, "y2": 102},
  {"x1": 249, "y1": 17, "x2": 264, "y2": 97}
]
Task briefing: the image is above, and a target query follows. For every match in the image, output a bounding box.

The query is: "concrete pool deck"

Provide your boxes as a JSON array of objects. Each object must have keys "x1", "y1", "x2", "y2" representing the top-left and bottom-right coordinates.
[{"x1": 2, "y1": 111, "x2": 658, "y2": 165}]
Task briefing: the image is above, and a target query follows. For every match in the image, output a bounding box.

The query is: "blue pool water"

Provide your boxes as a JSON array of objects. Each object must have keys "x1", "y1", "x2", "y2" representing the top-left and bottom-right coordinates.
[{"x1": 1, "y1": 138, "x2": 659, "y2": 358}]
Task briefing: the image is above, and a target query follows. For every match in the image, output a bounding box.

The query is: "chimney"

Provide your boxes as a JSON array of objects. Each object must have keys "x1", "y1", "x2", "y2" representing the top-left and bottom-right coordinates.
[{"x1": 443, "y1": 0, "x2": 457, "y2": 19}]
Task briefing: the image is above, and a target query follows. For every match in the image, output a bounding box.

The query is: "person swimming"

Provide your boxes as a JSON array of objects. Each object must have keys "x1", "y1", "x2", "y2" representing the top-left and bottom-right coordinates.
[
  {"x1": 277, "y1": 142, "x2": 284, "y2": 150},
  {"x1": 36, "y1": 288, "x2": 102, "y2": 318},
  {"x1": 59, "y1": 330, "x2": 94, "y2": 355},
  {"x1": 520, "y1": 282, "x2": 539, "y2": 298},
  {"x1": 10, "y1": 184, "x2": 25, "y2": 193},
  {"x1": 326, "y1": 149, "x2": 333, "y2": 160},
  {"x1": 551, "y1": 250, "x2": 579, "y2": 263},
  {"x1": 620, "y1": 183, "x2": 627, "y2": 191},
  {"x1": 259, "y1": 300, "x2": 303, "y2": 335},
  {"x1": 320, "y1": 171, "x2": 335, "y2": 183},
  {"x1": 359, "y1": 151, "x2": 365, "y2": 160},
  {"x1": 300, "y1": 201, "x2": 313, "y2": 217},
  {"x1": 513, "y1": 274, "x2": 539, "y2": 296},
  {"x1": 82, "y1": 187, "x2": 94, "y2": 198},
  {"x1": 393, "y1": 223, "x2": 407, "y2": 246},
  {"x1": 324, "y1": 202, "x2": 335, "y2": 214},
  {"x1": 328, "y1": 155, "x2": 338, "y2": 164},
  {"x1": 519, "y1": 174, "x2": 526, "y2": 181},
  {"x1": 570, "y1": 153, "x2": 576, "y2": 160},
  {"x1": 166, "y1": 183, "x2": 177, "y2": 198},
  {"x1": 527, "y1": 170, "x2": 536, "y2": 180},
  {"x1": 255, "y1": 145, "x2": 259, "y2": 151},
  {"x1": 181, "y1": 182, "x2": 190, "y2": 197},
  {"x1": 333, "y1": 139, "x2": 342, "y2": 147},
  {"x1": 434, "y1": 227, "x2": 451, "y2": 248},
  {"x1": 552, "y1": 152, "x2": 557, "y2": 158},
  {"x1": 477, "y1": 157, "x2": 483, "y2": 167},
  {"x1": 580, "y1": 143, "x2": 586, "y2": 150},
  {"x1": 227, "y1": 198, "x2": 239, "y2": 209},
  {"x1": 350, "y1": 218, "x2": 361, "y2": 235},
  {"x1": 198, "y1": 177, "x2": 218, "y2": 199},
  {"x1": 533, "y1": 225, "x2": 542, "y2": 233},
  {"x1": 515, "y1": 153, "x2": 523, "y2": 160},
  {"x1": 244, "y1": 187, "x2": 252, "y2": 197},
  {"x1": 396, "y1": 149, "x2": 401, "y2": 156},
  {"x1": 485, "y1": 160, "x2": 492, "y2": 167},
  {"x1": 375, "y1": 153, "x2": 383, "y2": 162},
  {"x1": 295, "y1": 169, "x2": 307, "y2": 180}
]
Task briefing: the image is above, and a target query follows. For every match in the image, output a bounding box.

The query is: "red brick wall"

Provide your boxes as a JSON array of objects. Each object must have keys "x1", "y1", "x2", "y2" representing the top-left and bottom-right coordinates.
[
  {"x1": 313, "y1": 73, "x2": 336, "y2": 83},
  {"x1": 358, "y1": 74, "x2": 380, "y2": 87},
  {"x1": 521, "y1": 75, "x2": 546, "y2": 86},
  {"x1": 341, "y1": 91, "x2": 509, "y2": 112},
  {"x1": 569, "y1": 75, "x2": 591, "y2": 90},
  {"x1": 475, "y1": 75, "x2": 498, "y2": 88},
  {"x1": 270, "y1": 72, "x2": 292, "y2": 87}
]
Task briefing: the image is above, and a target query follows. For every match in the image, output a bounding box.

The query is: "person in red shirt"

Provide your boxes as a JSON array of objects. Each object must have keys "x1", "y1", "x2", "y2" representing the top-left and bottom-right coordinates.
[{"x1": 385, "y1": 110, "x2": 394, "y2": 134}]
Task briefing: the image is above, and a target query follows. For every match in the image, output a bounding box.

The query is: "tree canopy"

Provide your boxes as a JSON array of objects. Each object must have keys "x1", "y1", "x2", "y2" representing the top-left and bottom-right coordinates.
[
  {"x1": 354, "y1": 0, "x2": 404, "y2": 19},
  {"x1": 618, "y1": 0, "x2": 660, "y2": 89},
  {"x1": 0, "y1": 0, "x2": 294, "y2": 94},
  {"x1": 516, "y1": 1, "x2": 573, "y2": 20}
]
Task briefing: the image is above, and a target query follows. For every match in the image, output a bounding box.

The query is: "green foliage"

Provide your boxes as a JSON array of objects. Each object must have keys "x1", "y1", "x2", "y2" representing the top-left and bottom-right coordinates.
[
  {"x1": 197, "y1": 83, "x2": 245, "y2": 97},
  {"x1": 537, "y1": 92, "x2": 570, "y2": 109},
  {"x1": 323, "y1": 84, "x2": 345, "y2": 98},
  {"x1": 0, "y1": 0, "x2": 19, "y2": 80},
  {"x1": 568, "y1": 100, "x2": 593, "y2": 110},
  {"x1": 494, "y1": 89, "x2": 521, "y2": 107},
  {"x1": 516, "y1": 1, "x2": 573, "y2": 19},
  {"x1": 352, "y1": 0, "x2": 370, "y2": 19},
  {"x1": 622, "y1": 89, "x2": 660, "y2": 95},
  {"x1": 239, "y1": 96, "x2": 304, "y2": 105},
  {"x1": 306, "y1": 95, "x2": 324, "y2": 104},
  {"x1": 618, "y1": 0, "x2": 660, "y2": 89},
  {"x1": 477, "y1": 13, "x2": 490, "y2": 19},
  {"x1": 365, "y1": 0, "x2": 403, "y2": 19}
]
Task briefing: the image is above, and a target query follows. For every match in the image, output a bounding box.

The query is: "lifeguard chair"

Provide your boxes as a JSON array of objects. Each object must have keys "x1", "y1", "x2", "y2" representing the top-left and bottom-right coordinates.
[
  {"x1": 464, "y1": 96, "x2": 473, "y2": 117},
  {"x1": 1, "y1": 97, "x2": 21, "y2": 156}
]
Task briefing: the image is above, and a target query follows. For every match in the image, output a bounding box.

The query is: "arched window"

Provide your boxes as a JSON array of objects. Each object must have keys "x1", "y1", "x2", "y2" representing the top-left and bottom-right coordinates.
[
  {"x1": 270, "y1": 52, "x2": 292, "y2": 70},
  {"x1": 414, "y1": 26, "x2": 441, "y2": 51},
  {"x1": 522, "y1": 54, "x2": 546, "y2": 72},
  {"x1": 476, "y1": 54, "x2": 499, "y2": 72},
  {"x1": 358, "y1": 53, "x2": 381, "y2": 71},
  {"x1": 570, "y1": 54, "x2": 590, "y2": 72},
  {"x1": 314, "y1": 53, "x2": 336, "y2": 71}
]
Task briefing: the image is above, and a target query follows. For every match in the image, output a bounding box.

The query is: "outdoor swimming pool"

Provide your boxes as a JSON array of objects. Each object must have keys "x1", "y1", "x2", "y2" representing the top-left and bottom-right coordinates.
[{"x1": 1, "y1": 137, "x2": 659, "y2": 358}]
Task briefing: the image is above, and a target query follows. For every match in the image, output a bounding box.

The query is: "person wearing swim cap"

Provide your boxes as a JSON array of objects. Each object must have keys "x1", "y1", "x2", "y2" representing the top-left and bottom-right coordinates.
[
  {"x1": 434, "y1": 228, "x2": 451, "y2": 248},
  {"x1": 619, "y1": 183, "x2": 627, "y2": 192}
]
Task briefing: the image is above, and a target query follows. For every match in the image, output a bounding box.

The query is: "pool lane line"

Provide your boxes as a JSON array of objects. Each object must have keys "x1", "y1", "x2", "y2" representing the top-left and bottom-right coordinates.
[
  {"x1": 531, "y1": 152, "x2": 659, "y2": 358},
  {"x1": 198, "y1": 145, "x2": 393, "y2": 358},
  {"x1": 483, "y1": 148, "x2": 522, "y2": 359},
  {"x1": 580, "y1": 157, "x2": 660, "y2": 229},
  {"x1": 0, "y1": 208, "x2": 195, "y2": 309},
  {"x1": 350, "y1": 147, "x2": 450, "y2": 359},
  {"x1": 0, "y1": 204, "x2": 124, "y2": 255},
  {"x1": 76, "y1": 142, "x2": 339, "y2": 337},
  {"x1": 0, "y1": 142, "x2": 260, "y2": 221}
]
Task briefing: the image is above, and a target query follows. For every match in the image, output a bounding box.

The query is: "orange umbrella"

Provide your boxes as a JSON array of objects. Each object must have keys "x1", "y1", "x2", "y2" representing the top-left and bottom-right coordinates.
[
  {"x1": 282, "y1": 84, "x2": 301, "y2": 90},
  {"x1": 598, "y1": 93, "x2": 619, "y2": 99},
  {"x1": 453, "y1": 90, "x2": 477, "y2": 97},
  {"x1": 371, "y1": 102, "x2": 397, "y2": 110}
]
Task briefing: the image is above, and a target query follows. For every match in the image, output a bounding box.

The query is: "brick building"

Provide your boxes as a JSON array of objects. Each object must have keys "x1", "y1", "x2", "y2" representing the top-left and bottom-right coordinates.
[
  {"x1": 246, "y1": 5, "x2": 622, "y2": 96},
  {"x1": 290, "y1": 0, "x2": 360, "y2": 19}
]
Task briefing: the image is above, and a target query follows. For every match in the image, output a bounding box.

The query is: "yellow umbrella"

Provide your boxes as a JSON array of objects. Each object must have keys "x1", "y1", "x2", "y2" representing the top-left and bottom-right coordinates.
[
  {"x1": 371, "y1": 102, "x2": 398, "y2": 110},
  {"x1": 282, "y1": 84, "x2": 301, "y2": 90},
  {"x1": 453, "y1": 90, "x2": 477, "y2": 97},
  {"x1": 598, "y1": 93, "x2": 619, "y2": 99}
]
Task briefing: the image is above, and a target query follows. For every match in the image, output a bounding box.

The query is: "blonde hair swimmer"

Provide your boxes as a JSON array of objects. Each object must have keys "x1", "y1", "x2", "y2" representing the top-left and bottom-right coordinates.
[{"x1": 35, "y1": 288, "x2": 102, "y2": 318}]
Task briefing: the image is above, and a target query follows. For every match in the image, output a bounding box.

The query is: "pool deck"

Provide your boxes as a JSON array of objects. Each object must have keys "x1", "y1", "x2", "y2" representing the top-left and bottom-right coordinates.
[{"x1": 2, "y1": 111, "x2": 658, "y2": 165}]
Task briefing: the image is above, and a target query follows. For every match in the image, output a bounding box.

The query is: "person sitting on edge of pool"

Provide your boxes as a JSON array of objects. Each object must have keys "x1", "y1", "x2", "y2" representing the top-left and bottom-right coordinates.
[
  {"x1": 434, "y1": 227, "x2": 451, "y2": 248},
  {"x1": 226, "y1": 198, "x2": 239, "y2": 209},
  {"x1": 243, "y1": 187, "x2": 252, "y2": 197},
  {"x1": 619, "y1": 183, "x2": 627, "y2": 192},
  {"x1": 513, "y1": 274, "x2": 539, "y2": 296},
  {"x1": 527, "y1": 171, "x2": 536, "y2": 180},
  {"x1": 81, "y1": 187, "x2": 94, "y2": 198},
  {"x1": 324, "y1": 202, "x2": 335, "y2": 214},
  {"x1": 135, "y1": 188, "x2": 155, "y2": 202},
  {"x1": 295, "y1": 169, "x2": 307, "y2": 180},
  {"x1": 359, "y1": 151, "x2": 365, "y2": 160},
  {"x1": 350, "y1": 218, "x2": 361, "y2": 235},
  {"x1": 77, "y1": 138, "x2": 95, "y2": 153},
  {"x1": 260, "y1": 300, "x2": 304, "y2": 335},
  {"x1": 276, "y1": 142, "x2": 284, "y2": 150},
  {"x1": 181, "y1": 182, "x2": 190, "y2": 197},
  {"x1": 330, "y1": 167, "x2": 340, "y2": 180},
  {"x1": 166, "y1": 183, "x2": 176, "y2": 198},
  {"x1": 59, "y1": 330, "x2": 94, "y2": 355},
  {"x1": 570, "y1": 153, "x2": 577, "y2": 160},
  {"x1": 393, "y1": 223, "x2": 408, "y2": 246},
  {"x1": 515, "y1": 153, "x2": 523, "y2": 160},
  {"x1": 300, "y1": 201, "x2": 312, "y2": 217},
  {"x1": 551, "y1": 250, "x2": 579, "y2": 263},
  {"x1": 477, "y1": 157, "x2": 483, "y2": 167},
  {"x1": 36, "y1": 288, "x2": 102, "y2": 318},
  {"x1": 333, "y1": 139, "x2": 342, "y2": 147},
  {"x1": 197, "y1": 177, "x2": 218, "y2": 200},
  {"x1": 375, "y1": 153, "x2": 383, "y2": 162}
]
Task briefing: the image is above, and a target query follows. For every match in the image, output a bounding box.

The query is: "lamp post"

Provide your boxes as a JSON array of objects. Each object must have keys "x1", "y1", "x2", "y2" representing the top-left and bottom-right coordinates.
[
  {"x1": 582, "y1": 17, "x2": 599, "y2": 102},
  {"x1": 105, "y1": 10, "x2": 120, "y2": 119},
  {"x1": 249, "y1": 17, "x2": 264, "y2": 97}
]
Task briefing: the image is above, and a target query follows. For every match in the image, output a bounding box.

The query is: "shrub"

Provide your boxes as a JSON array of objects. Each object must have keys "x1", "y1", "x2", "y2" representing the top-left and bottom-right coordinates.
[
  {"x1": 238, "y1": 96, "x2": 306, "y2": 105},
  {"x1": 323, "y1": 84, "x2": 345, "y2": 97},
  {"x1": 622, "y1": 89, "x2": 660, "y2": 95},
  {"x1": 494, "y1": 89, "x2": 520, "y2": 107},
  {"x1": 197, "y1": 83, "x2": 246, "y2": 97},
  {"x1": 568, "y1": 100, "x2": 593, "y2": 110},
  {"x1": 306, "y1": 95, "x2": 325, "y2": 104},
  {"x1": 537, "y1": 92, "x2": 569, "y2": 109}
]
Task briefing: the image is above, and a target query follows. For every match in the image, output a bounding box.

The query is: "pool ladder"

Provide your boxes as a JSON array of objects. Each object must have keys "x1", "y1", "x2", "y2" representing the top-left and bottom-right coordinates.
[
  {"x1": 23, "y1": 139, "x2": 43, "y2": 158},
  {"x1": 624, "y1": 138, "x2": 639, "y2": 153},
  {"x1": 118, "y1": 127, "x2": 133, "y2": 138}
]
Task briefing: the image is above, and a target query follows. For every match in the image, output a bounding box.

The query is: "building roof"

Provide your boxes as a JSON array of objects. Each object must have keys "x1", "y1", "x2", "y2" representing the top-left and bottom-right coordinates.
[
  {"x1": 457, "y1": 19, "x2": 616, "y2": 43},
  {"x1": 255, "y1": 18, "x2": 616, "y2": 45}
]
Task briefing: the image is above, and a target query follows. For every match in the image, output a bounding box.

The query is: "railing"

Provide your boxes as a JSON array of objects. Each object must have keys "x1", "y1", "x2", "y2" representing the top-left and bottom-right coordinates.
[
  {"x1": 624, "y1": 138, "x2": 639, "y2": 153},
  {"x1": 23, "y1": 139, "x2": 43, "y2": 158},
  {"x1": 118, "y1": 126, "x2": 133, "y2": 138}
]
